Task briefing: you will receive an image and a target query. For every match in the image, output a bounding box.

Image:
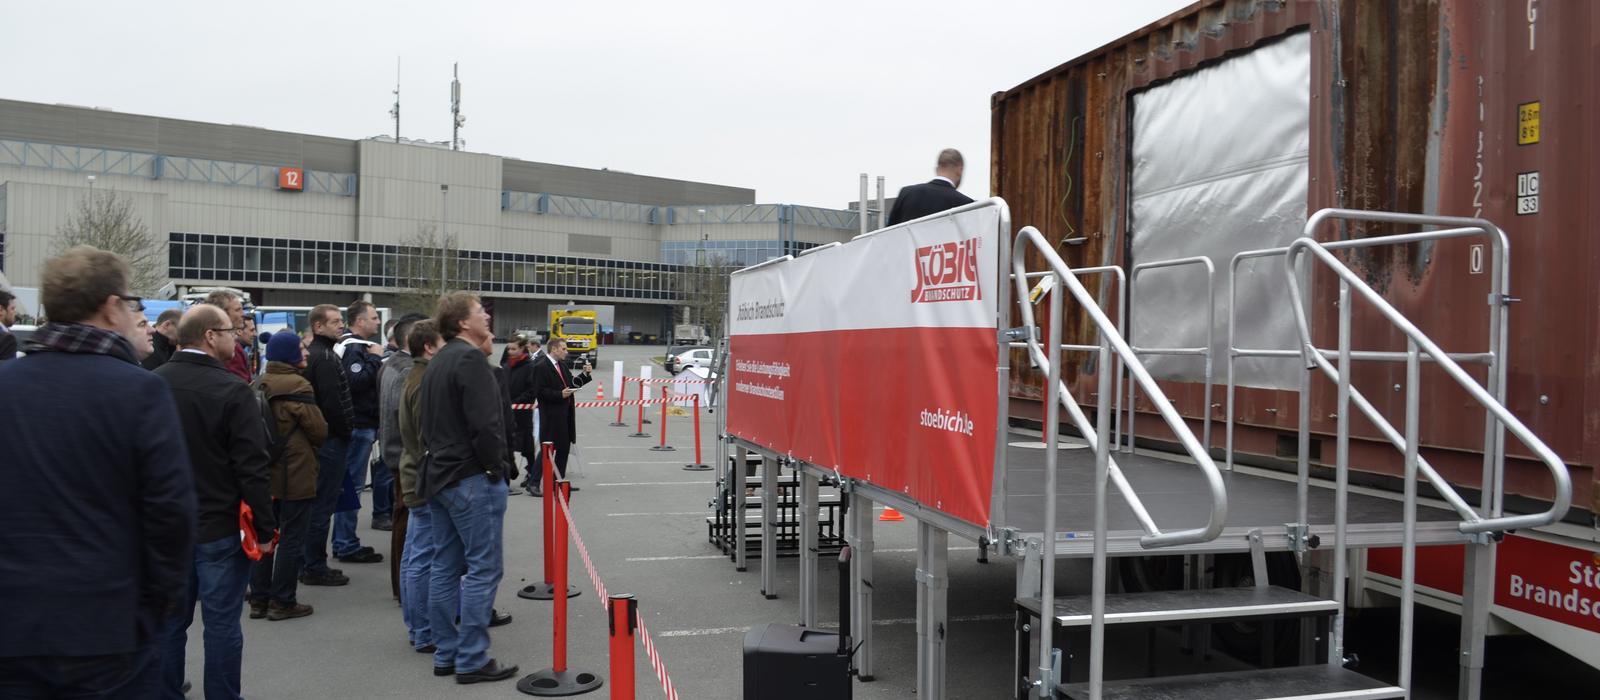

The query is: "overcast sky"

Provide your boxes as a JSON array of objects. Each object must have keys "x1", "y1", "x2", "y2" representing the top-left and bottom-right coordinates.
[{"x1": 1, "y1": 1, "x2": 1192, "y2": 209}]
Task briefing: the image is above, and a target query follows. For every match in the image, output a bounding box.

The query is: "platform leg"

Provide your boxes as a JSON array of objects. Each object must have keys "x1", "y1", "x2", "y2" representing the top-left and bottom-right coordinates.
[
  {"x1": 734, "y1": 447, "x2": 748, "y2": 572},
  {"x1": 799, "y1": 470, "x2": 819, "y2": 627},
  {"x1": 1458, "y1": 541, "x2": 1493, "y2": 700},
  {"x1": 850, "y1": 493, "x2": 875, "y2": 681},
  {"x1": 760, "y1": 457, "x2": 777, "y2": 599},
  {"x1": 1015, "y1": 538, "x2": 1041, "y2": 700},
  {"x1": 917, "y1": 521, "x2": 948, "y2": 700}
]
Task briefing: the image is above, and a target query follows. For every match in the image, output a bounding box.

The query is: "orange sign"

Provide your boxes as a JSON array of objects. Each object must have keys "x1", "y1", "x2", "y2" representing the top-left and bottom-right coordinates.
[{"x1": 278, "y1": 168, "x2": 304, "y2": 191}]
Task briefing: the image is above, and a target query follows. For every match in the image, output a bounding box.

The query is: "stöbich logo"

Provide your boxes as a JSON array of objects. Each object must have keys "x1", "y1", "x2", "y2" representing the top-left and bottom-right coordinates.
[{"x1": 912, "y1": 237, "x2": 982, "y2": 303}]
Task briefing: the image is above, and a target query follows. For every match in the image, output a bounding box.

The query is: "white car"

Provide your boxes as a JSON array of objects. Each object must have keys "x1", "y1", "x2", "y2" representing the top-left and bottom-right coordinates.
[{"x1": 665, "y1": 346, "x2": 714, "y2": 374}]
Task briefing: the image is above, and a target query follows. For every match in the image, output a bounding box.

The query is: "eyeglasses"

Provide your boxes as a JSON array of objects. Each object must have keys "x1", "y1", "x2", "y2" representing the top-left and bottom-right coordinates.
[
  {"x1": 208, "y1": 327, "x2": 237, "y2": 336},
  {"x1": 115, "y1": 294, "x2": 144, "y2": 312}
]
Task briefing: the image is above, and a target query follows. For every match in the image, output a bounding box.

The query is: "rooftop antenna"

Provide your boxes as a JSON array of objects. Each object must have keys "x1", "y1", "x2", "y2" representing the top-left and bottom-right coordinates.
[
  {"x1": 450, "y1": 63, "x2": 465, "y2": 151},
  {"x1": 389, "y1": 57, "x2": 401, "y2": 140}
]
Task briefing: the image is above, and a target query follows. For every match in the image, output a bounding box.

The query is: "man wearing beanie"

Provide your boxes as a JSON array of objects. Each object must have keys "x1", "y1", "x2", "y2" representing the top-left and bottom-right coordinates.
[{"x1": 248, "y1": 331, "x2": 328, "y2": 621}]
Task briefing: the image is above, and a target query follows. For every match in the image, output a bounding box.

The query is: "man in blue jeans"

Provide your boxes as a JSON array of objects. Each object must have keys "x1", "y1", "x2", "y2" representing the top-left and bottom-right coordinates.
[
  {"x1": 154, "y1": 304, "x2": 277, "y2": 699},
  {"x1": 333, "y1": 300, "x2": 388, "y2": 561},
  {"x1": 300, "y1": 305, "x2": 358, "y2": 585},
  {"x1": 419, "y1": 293, "x2": 518, "y2": 683}
]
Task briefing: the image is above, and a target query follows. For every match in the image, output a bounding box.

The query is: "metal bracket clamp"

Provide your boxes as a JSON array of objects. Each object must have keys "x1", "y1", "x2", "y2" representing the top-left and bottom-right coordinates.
[
  {"x1": 998, "y1": 528, "x2": 1024, "y2": 558},
  {"x1": 1285, "y1": 523, "x2": 1320, "y2": 552},
  {"x1": 1488, "y1": 293, "x2": 1522, "y2": 306},
  {"x1": 914, "y1": 568, "x2": 949, "y2": 590},
  {"x1": 1001, "y1": 326, "x2": 1038, "y2": 343},
  {"x1": 1466, "y1": 531, "x2": 1505, "y2": 545}
]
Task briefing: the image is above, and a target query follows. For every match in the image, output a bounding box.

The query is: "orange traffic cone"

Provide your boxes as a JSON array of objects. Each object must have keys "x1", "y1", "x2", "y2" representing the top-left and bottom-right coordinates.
[
  {"x1": 597, "y1": 382, "x2": 604, "y2": 401},
  {"x1": 879, "y1": 507, "x2": 904, "y2": 522}
]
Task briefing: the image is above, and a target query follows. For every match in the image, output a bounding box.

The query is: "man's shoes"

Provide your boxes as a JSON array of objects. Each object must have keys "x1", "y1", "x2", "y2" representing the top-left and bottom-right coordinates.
[
  {"x1": 416, "y1": 644, "x2": 437, "y2": 654},
  {"x1": 371, "y1": 517, "x2": 393, "y2": 531},
  {"x1": 337, "y1": 547, "x2": 383, "y2": 564},
  {"x1": 568, "y1": 485, "x2": 579, "y2": 492},
  {"x1": 266, "y1": 602, "x2": 313, "y2": 621},
  {"x1": 300, "y1": 570, "x2": 350, "y2": 586},
  {"x1": 491, "y1": 609, "x2": 512, "y2": 627},
  {"x1": 433, "y1": 665, "x2": 455, "y2": 677},
  {"x1": 248, "y1": 599, "x2": 268, "y2": 619},
  {"x1": 506, "y1": 486, "x2": 524, "y2": 496},
  {"x1": 456, "y1": 659, "x2": 518, "y2": 684},
  {"x1": 181, "y1": 680, "x2": 191, "y2": 695},
  {"x1": 529, "y1": 487, "x2": 542, "y2": 498}
]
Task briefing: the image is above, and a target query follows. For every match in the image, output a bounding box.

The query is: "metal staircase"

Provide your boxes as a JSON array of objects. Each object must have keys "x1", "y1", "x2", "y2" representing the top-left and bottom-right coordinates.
[{"x1": 1008, "y1": 210, "x2": 1572, "y2": 700}]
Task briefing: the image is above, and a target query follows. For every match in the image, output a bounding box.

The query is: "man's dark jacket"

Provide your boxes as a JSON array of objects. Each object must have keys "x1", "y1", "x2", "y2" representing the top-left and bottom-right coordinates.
[
  {"x1": 525, "y1": 355, "x2": 592, "y2": 447},
  {"x1": 418, "y1": 337, "x2": 510, "y2": 499},
  {"x1": 0, "y1": 348, "x2": 196, "y2": 657},
  {"x1": 140, "y1": 331, "x2": 176, "y2": 371},
  {"x1": 886, "y1": 178, "x2": 974, "y2": 226},
  {"x1": 341, "y1": 331, "x2": 384, "y2": 430},
  {"x1": 155, "y1": 352, "x2": 277, "y2": 545},
  {"x1": 307, "y1": 334, "x2": 354, "y2": 441},
  {"x1": 0, "y1": 326, "x2": 15, "y2": 362},
  {"x1": 490, "y1": 363, "x2": 519, "y2": 481},
  {"x1": 507, "y1": 354, "x2": 537, "y2": 450}
]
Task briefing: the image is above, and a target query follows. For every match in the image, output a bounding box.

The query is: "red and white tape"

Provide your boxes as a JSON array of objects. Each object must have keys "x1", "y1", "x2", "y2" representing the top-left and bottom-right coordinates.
[
  {"x1": 555, "y1": 487, "x2": 681, "y2": 700},
  {"x1": 510, "y1": 397, "x2": 676, "y2": 410},
  {"x1": 625, "y1": 377, "x2": 707, "y2": 385}
]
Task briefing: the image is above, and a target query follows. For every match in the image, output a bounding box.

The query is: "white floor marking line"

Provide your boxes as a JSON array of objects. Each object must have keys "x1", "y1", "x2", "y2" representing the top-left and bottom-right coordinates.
[
  {"x1": 659, "y1": 614, "x2": 1011, "y2": 637},
  {"x1": 594, "y1": 481, "x2": 714, "y2": 486},
  {"x1": 587, "y1": 461, "x2": 692, "y2": 465},
  {"x1": 606, "y1": 512, "x2": 707, "y2": 517},
  {"x1": 624, "y1": 554, "x2": 725, "y2": 562}
]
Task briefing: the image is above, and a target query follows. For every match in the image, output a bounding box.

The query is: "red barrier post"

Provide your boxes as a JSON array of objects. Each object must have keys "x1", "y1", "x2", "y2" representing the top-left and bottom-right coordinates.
[
  {"x1": 650, "y1": 391, "x2": 675, "y2": 452},
  {"x1": 516, "y1": 443, "x2": 576, "y2": 601},
  {"x1": 682, "y1": 392, "x2": 710, "y2": 471},
  {"x1": 553, "y1": 479, "x2": 569, "y2": 672},
  {"x1": 518, "y1": 476, "x2": 602, "y2": 695},
  {"x1": 611, "y1": 377, "x2": 629, "y2": 426},
  {"x1": 609, "y1": 595, "x2": 636, "y2": 700}
]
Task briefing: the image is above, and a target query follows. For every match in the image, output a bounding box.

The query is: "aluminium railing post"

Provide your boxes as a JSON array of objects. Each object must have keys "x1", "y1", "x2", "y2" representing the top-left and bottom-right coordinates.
[
  {"x1": 1089, "y1": 287, "x2": 1114, "y2": 700},
  {"x1": 1401, "y1": 338, "x2": 1421, "y2": 695},
  {"x1": 1330, "y1": 279, "x2": 1352, "y2": 666},
  {"x1": 1488, "y1": 227, "x2": 1511, "y2": 518},
  {"x1": 1036, "y1": 274, "x2": 1063, "y2": 698},
  {"x1": 1296, "y1": 250, "x2": 1312, "y2": 537}
]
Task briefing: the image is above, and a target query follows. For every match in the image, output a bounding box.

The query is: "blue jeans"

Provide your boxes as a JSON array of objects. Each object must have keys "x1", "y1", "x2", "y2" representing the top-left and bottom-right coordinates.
[
  {"x1": 427, "y1": 475, "x2": 507, "y2": 673},
  {"x1": 371, "y1": 458, "x2": 395, "y2": 522},
  {"x1": 301, "y1": 437, "x2": 349, "y2": 574},
  {"x1": 401, "y1": 505, "x2": 435, "y2": 649},
  {"x1": 333, "y1": 428, "x2": 376, "y2": 557},
  {"x1": 0, "y1": 647, "x2": 157, "y2": 699},
  {"x1": 158, "y1": 535, "x2": 251, "y2": 700}
]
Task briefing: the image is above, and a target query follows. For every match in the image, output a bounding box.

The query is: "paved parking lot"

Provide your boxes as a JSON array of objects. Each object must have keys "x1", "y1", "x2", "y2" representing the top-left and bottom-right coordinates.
[{"x1": 195, "y1": 344, "x2": 1598, "y2": 699}]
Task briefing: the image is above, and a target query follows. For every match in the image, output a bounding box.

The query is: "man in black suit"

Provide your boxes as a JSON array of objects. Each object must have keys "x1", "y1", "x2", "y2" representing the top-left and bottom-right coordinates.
[
  {"x1": 522, "y1": 337, "x2": 592, "y2": 491},
  {"x1": 887, "y1": 148, "x2": 975, "y2": 226}
]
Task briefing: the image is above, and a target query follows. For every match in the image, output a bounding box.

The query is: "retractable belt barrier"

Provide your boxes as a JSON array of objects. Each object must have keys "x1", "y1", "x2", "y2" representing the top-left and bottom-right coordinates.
[
  {"x1": 511, "y1": 385, "x2": 708, "y2": 470},
  {"x1": 516, "y1": 443, "x2": 682, "y2": 700}
]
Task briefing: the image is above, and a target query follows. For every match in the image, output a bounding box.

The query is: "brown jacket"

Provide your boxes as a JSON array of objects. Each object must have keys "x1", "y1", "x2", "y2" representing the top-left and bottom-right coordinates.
[
  {"x1": 398, "y1": 356, "x2": 429, "y2": 509},
  {"x1": 257, "y1": 362, "x2": 329, "y2": 500}
]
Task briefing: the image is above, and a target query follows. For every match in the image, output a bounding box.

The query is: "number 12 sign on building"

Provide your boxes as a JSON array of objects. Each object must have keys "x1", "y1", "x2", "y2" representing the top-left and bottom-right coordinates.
[{"x1": 278, "y1": 167, "x2": 304, "y2": 191}]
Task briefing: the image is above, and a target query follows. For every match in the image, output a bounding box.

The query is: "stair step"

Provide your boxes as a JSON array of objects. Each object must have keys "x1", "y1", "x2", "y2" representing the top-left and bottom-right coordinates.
[
  {"x1": 1018, "y1": 585, "x2": 1338, "y2": 628},
  {"x1": 1056, "y1": 665, "x2": 1404, "y2": 700}
]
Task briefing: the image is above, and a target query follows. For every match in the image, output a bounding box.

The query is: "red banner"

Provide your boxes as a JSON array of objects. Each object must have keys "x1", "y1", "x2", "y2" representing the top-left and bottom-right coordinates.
[
  {"x1": 726, "y1": 201, "x2": 1005, "y2": 526},
  {"x1": 1370, "y1": 534, "x2": 1600, "y2": 634}
]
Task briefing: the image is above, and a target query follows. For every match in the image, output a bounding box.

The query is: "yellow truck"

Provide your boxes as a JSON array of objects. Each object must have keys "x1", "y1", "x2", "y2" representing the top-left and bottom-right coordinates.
[{"x1": 548, "y1": 308, "x2": 599, "y2": 369}]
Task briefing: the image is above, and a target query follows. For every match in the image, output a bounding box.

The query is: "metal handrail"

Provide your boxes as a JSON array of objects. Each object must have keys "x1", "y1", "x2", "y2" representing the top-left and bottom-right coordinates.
[
  {"x1": 1010, "y1": 265, "x2": 1128, "y2": 452},
  {"x1": 1012, "y1": 227, "x2": 1229, "y2": 547},
  {"x1": 1128, "y1": 256, "x2": 1216, "y2": 452},
  {"x1": 1284, "y1": 237, "x2": 1572, "y2": 533}
]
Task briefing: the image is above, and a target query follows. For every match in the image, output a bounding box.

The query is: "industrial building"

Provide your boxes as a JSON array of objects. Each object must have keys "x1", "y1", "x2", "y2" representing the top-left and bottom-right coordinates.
[{"x1": 0, "y1": 98, "x2": 879, "y2": 336}]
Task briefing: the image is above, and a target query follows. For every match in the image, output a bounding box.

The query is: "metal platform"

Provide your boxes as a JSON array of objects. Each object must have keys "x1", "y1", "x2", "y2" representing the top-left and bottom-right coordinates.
[
  {"x1": 1018, "y1": 585, "x2": 1338, "y2": 628},
  {"x1": 1056, "y1": 665, "x2": 1404, "y2": 700},
  {"x1": 998, "y1": 434, "x2": 1472, "y2": 556}
]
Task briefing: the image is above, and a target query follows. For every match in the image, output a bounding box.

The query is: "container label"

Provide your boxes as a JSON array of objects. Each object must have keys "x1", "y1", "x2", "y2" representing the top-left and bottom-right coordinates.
[
  {"x1": 1517, "y1": 171, "x2": 1540, "y2": 215},
  {"x1": 1518, "y1": 101, "x2": 1540, "y2": 145}
]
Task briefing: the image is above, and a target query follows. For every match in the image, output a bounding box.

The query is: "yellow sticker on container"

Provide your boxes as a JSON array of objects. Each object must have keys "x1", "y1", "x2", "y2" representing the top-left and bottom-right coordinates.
[{"x1": 1518, "y1": 101, "x2": 1540, "y2": 145}]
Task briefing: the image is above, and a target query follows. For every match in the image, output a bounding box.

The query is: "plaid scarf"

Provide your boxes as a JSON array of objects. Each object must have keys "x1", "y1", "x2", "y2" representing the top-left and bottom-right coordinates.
[{"x1": 24, "y1": 322, "x2": 142, "y2": 366}]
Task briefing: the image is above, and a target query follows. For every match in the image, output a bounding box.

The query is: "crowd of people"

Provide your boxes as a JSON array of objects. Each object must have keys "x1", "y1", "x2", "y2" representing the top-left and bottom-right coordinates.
[{"x1": 0, "y1": 245, "x2": 595, "y2": 699}]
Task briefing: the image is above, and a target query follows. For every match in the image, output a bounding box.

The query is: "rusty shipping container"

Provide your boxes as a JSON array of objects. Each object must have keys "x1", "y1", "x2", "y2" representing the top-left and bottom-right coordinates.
[{"x1": 992, "y1": 0, "x2": 1594, "y2": 518}]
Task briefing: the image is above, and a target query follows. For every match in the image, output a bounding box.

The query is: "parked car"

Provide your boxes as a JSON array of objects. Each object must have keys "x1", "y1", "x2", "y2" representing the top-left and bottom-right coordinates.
[
  {"x1": 664, "y1": 346, "x2": 714, "y2": 374},
  {"x1": 7, "y1": 324, "x2": 38, "y2": 358}
]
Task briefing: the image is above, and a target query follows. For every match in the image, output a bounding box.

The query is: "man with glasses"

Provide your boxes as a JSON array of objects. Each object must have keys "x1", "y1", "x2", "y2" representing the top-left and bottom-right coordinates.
[
  {"x1": 203, "y1": 290, "x2": 252, "y2": 383},
  {"x1": 153, "y1": 304, "x2": 276, "y2": 699},
  {"x1": 300, "y1": 304, "x2": 359, "y2": 586},
  {"x1": 0, "y1": 246, "x2": 194, "y2": 699}
]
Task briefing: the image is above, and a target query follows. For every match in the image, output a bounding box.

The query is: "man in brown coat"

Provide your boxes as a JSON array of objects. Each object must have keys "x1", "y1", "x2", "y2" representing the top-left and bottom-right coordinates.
[
  {"x1": 247, "y1": 331, "x2": 329, "y2": 620},
  {"x1": 398, "y1": 320, "x2": 444, "y2": 652}
]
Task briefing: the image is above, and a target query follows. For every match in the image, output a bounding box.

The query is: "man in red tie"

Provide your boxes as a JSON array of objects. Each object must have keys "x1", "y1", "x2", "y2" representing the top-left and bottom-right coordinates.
[{"x1": 526, "y1": 337, "x2": 591, "y2": 491}]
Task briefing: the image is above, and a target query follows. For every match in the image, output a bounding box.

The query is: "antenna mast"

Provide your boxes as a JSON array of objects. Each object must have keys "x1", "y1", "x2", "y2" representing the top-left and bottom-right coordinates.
[
  {"x1": 389, "y1": 57, "x2": 401, "y2": 140},
  {"x1": 450, "y1": 63, "x2": 464, "y2": 151}
]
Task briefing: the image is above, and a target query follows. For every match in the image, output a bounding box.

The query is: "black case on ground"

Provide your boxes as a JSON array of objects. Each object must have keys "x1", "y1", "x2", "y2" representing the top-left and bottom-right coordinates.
[{"x1": 742, "y1": 542, "x2": 854, "y2": 700}]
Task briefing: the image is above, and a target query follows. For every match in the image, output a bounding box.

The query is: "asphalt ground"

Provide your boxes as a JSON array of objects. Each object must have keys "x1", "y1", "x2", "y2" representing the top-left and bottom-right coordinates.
[{"x1": 187, "y1": 344, "x2": 1599, "y2": 699}]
